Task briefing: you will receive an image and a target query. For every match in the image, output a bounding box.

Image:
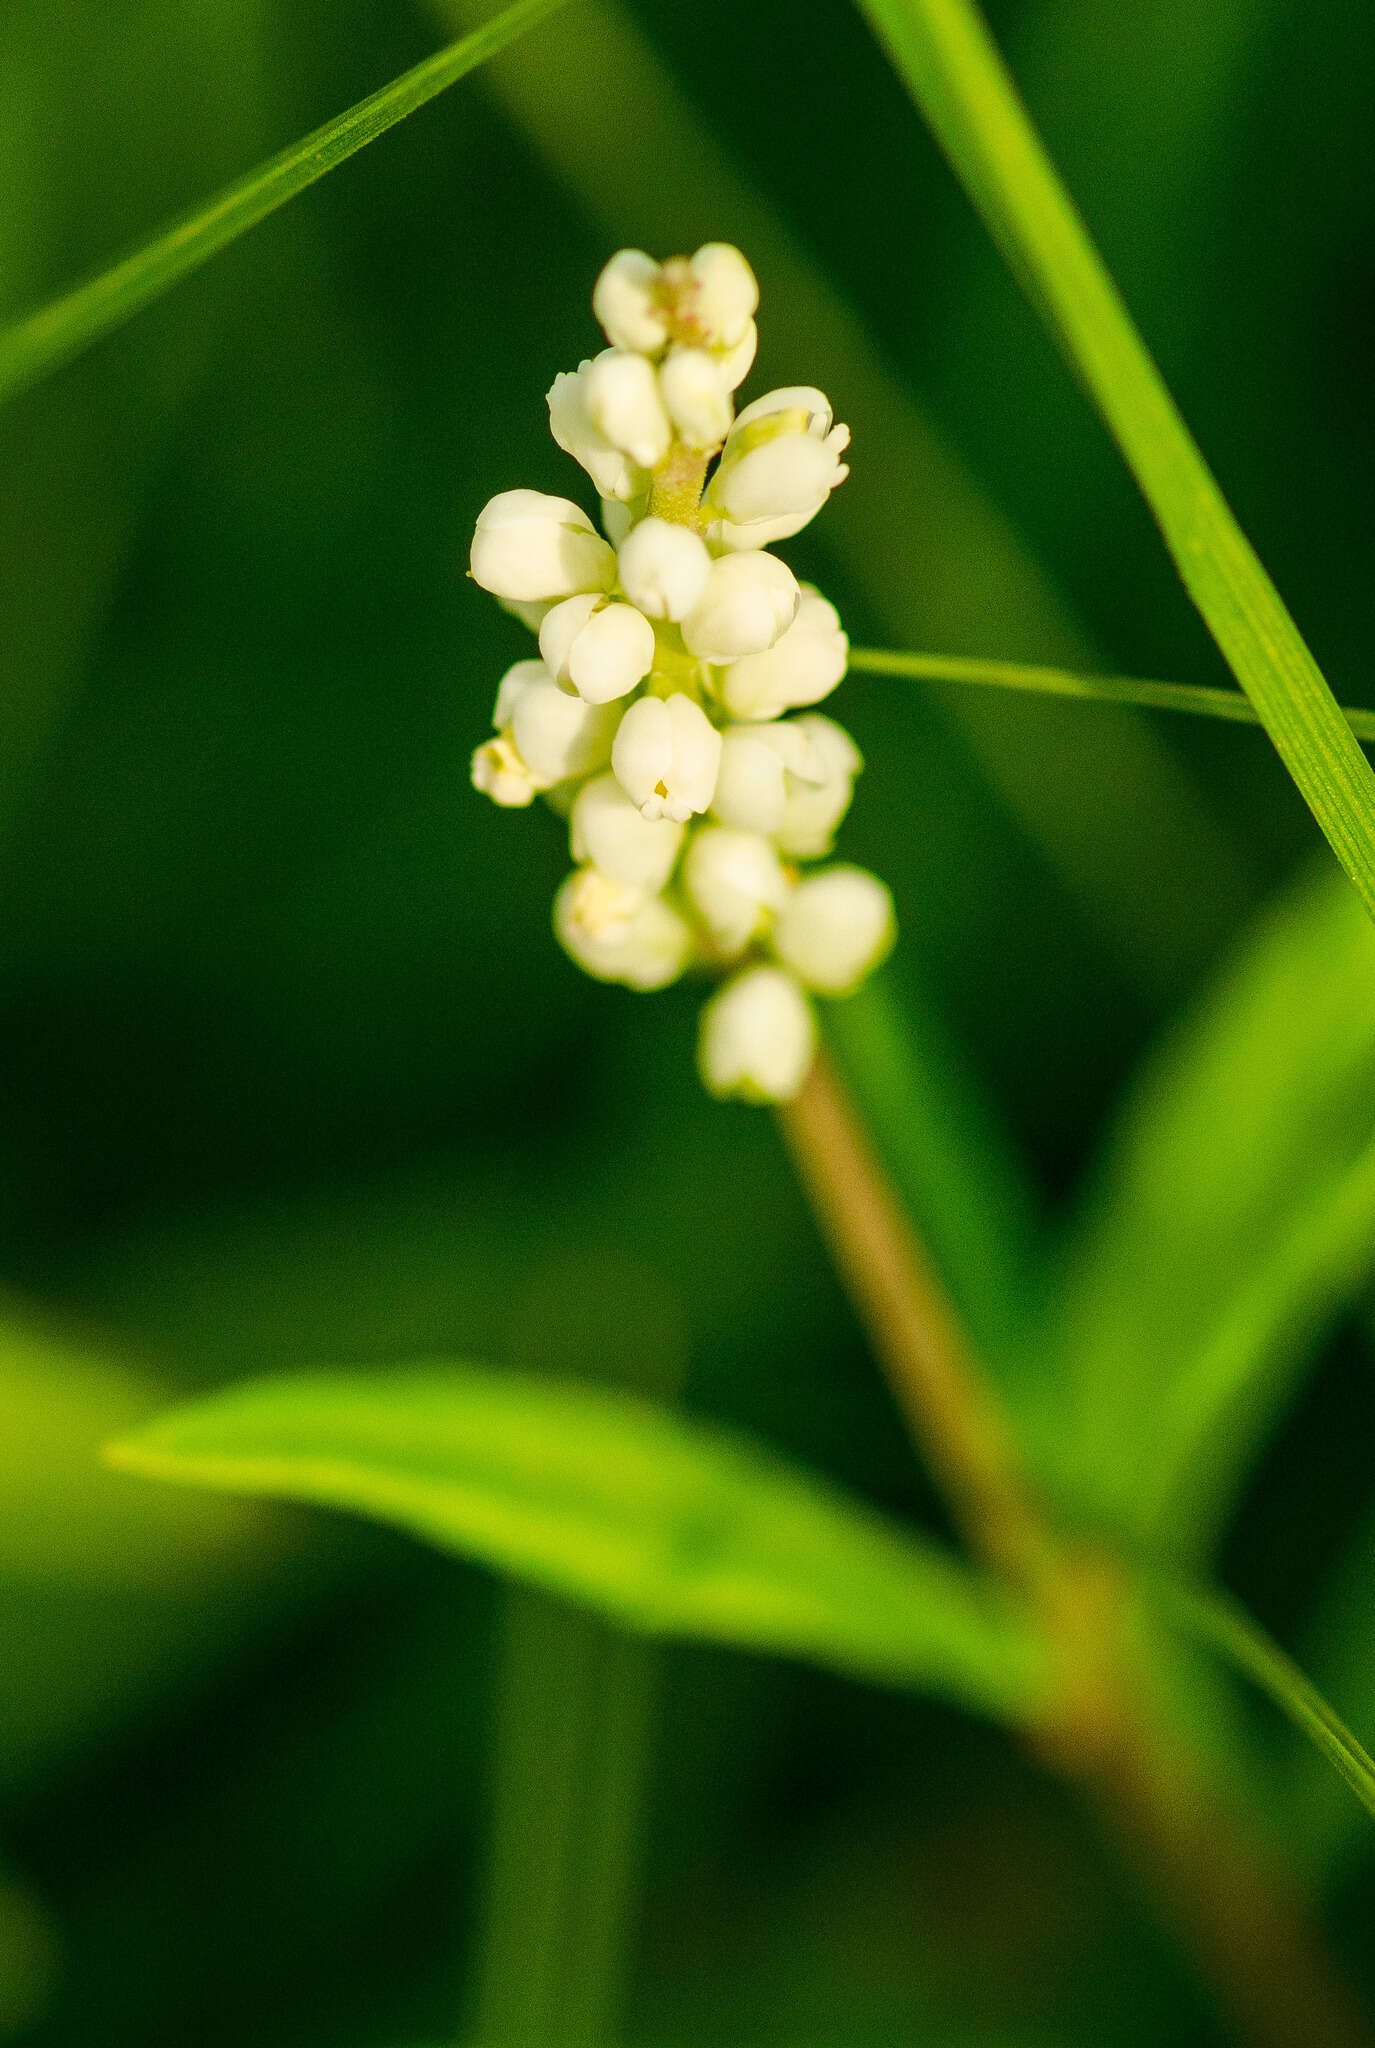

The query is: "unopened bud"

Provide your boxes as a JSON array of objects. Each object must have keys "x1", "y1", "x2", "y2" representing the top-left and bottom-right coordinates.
[
  {"x1": 471, "y1": 490, "x2": 617, "y2": 603},
  {"x1": 697, "y1": 966, "x2": 816, "y2": 1103},
  {"x1": 680, "y1": 552, "x2": 799, "y2": 663},
  {"x1": 773, "y1": 866, "x2": 895, "y2": 994}
]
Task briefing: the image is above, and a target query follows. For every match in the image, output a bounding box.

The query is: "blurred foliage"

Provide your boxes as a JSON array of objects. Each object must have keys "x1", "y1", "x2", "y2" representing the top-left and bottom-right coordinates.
[{"x1": 2, "y1": 0, "x2": 1375, "y2": 2042}]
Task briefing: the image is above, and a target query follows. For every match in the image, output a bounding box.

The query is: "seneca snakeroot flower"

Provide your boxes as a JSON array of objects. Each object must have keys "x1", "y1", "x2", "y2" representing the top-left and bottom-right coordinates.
[{"x1": 468, "y1": 243, "x2": 894, "y2": 1103}]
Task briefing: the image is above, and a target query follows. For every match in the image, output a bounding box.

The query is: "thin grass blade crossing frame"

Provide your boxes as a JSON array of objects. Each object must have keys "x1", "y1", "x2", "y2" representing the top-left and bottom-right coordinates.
[
  {"x1": 855, "y1": 0, "x2": 1375, "y2": 919},
  {"x1": 0, "y1": 0, "x2": 571, "y2": 407}
]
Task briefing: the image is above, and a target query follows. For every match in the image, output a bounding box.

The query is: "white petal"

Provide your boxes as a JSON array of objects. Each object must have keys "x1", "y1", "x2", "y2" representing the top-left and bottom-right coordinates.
[
  {"x1": 570, "y1": 772, "x2": 685, "y2": 891},
  {"x1": 592, "y1": 249, "x2": 669, "y2": 354},
  {"x1": 585, "y1": 351, "x2": 672, "y2": 471},
  {"x1": 663, "y1": 693, "x2": 723, "y2": 817},
  {"x1": 547, "y1": 366, "x2": 647, "y2": 503},
  {"x1": 697, "y1": 967, "x2": 816, "y2": 1103},
  {"x1": 492, "y1": 657, "x2": 550, "y2": 730},
  {"x1": 510, "y1": 676, "x2": 621, "y2": 785},
  {"x1": 567, "y1": 602, "x2": 656, "y2": 704},
  {"x1": 772, "y1": 714, "x2": 863, "y2": 857},
  {"x1": 659, "y1": 348, "x2": 734, "y2": 450},
  {"x1": 686, "y1": 244, "x2": 758, "y2": 348},
  {"x1": 611, "y1": 694, "x2": 671, "y2": 816}
]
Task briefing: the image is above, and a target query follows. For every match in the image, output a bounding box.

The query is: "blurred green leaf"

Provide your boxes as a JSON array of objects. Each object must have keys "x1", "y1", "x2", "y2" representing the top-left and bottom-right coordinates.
[
  {"x1": 107, "y1": 1364, "x2": 1049, "y2": 1722},
  {"x1": 0, "y1": 1857, "x2": 55, "y2": 2039},
  {"x1": 0, "y1": 1306, "x2": 260, "y2": 1589},
  {"x1": 0, "y1": 0, "x2": 569, "y2": 406},
  {"x1": 1047, "y1": 866, "x2": 1375, "y2": 1555},
  {"x1": 850, "y1": 647, "x2": 1375, "y2": 742},
  {"x1": 855, "y1": 0, "x2": 1375, "y2": 917},
  {"x1": 1155, "y1": 1575, "x2": 1375, "y2": 1829}
]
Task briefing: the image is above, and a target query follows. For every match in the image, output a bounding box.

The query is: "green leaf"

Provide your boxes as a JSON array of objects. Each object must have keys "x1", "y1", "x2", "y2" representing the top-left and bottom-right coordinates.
[
  {"x1": 1154, "y1": 1576, "x2": 1375, "y2": 1830},
  {"x1": 849, "y1": 647, "x2": 1375, "y2": 743},
  {"x1": 1047, "y1": 866, "x2": 1375, "y2": 1556},
  {"x1": 0, "y1": 0, "x2": 570, "y2": 406},
  {"x1": 854, "y1": 0, "x2": 1375, "y2": 918},
  {"x1": 106, "y1": 1364, "x2": 1049, "y2": 1723}
]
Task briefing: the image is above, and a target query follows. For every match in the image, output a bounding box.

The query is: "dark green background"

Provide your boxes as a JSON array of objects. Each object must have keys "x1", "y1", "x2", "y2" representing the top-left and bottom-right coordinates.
[{"x1": 1, "y1": 0, "x2": 1373, "y2": 2039}]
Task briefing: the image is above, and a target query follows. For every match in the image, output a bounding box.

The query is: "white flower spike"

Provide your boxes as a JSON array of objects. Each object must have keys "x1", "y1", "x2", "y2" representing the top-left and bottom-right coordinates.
[{"x1": 468, "y1": 243, "x2": 892, "y2": 1103}]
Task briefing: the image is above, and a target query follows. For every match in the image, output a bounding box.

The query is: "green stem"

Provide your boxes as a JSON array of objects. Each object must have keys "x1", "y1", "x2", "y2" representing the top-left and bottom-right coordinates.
[
  {"x1": 778, "y1": 1051, "x2": 1372, "y2": 2048},
  {"x1": 468, "y1": 1590, "x2": 657, "y2": 2046},
  {"x1": 849, "y1": 647, "x2": 1375, "y2": 742}
]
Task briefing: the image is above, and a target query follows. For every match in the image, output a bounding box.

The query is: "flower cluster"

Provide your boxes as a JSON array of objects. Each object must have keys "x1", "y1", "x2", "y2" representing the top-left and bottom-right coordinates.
[{"x1": 469, "y1": 244, "x2": 894, "y2": 1103}]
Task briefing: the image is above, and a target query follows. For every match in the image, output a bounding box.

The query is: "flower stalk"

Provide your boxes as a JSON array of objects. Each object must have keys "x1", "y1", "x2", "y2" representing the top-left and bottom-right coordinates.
[{"x1": 779, "y1": 1050, "x2": 1372, "y2": 2048}]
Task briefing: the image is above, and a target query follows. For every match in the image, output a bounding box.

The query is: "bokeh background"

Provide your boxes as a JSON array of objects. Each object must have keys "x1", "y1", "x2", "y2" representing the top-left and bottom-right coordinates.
[{"x1": 2, "y1": 0, "x2": 1374, "y2": 2040}]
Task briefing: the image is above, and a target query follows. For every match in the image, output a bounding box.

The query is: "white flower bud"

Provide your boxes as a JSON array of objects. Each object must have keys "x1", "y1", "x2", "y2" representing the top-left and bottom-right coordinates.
[
  {"x1": 680, "y1": 552, "x2": 799, "y2": 663},
  {"x1": 683, "y1": 827, "x2": 789, "y2": 955},
  {"x1": 686, "y1": 244, "x2": 759, "y2": 348},
  {"x1": 584, "y1": 350, "x2": 672, "y2": 471},
  {"x1": 548, "y1": 365, "x2": 648, "y2": 504},
  {"x1": 659, "y1": 348, "x2": 733, "y2": 450},
  {"x1": 471, "y1": 733, "x2": 539, "y2": 808},
  {"x1": 570, "y1": 772, "x2": 685, "y2": 891},
  {"x1": 612, "y1": 692, "x2": 722, "y2": 824},
  {"x1": 697, "y1": 966, "x2": 816, "y2": 1104},
  {"x1": 773, "y1": 714, "x2": 863, "y2": 858},
  {"x1": 555, "y1": 868, "x2": 694, "y2": 990},
  {"x1": 539, "y1": 594, "x2": 655, "y2": 705},
  {"x1": 717, "y1": 588, "x2": 849, "y2": 720},
  {"x1": 705, "y1": 387, "x2": 851, "y2": 551},
  {"x1": 773, "y1": 867, "x2": 896, "y2": 995},
  {"x1": 616, "y1": 518, "x2": 712, "y2": 622},
  {"x1": 592, "y1": 249, "x2": 669, "y2": 354},
  {"x1": 471, "y1": 489, "x2": 617, "y2": 603},
  {"x1": 500, "y1": 662, "x2": 622, "y2": 786}
]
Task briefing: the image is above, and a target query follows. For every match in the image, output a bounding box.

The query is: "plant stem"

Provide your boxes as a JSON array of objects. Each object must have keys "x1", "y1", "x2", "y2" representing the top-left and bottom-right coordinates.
[
  {"x1": 777, "y1": 1048, "x2": 1372, "y2": 2048},
  {"x1": 468, "y1": 1590, "x2": 657, "y2": 2046}
]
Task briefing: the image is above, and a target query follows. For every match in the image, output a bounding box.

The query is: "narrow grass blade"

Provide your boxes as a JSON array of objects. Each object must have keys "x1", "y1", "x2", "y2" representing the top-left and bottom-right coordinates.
[
  {"x1": 0, "y1": 0, "x2": 570, "y2": 407},
  {"x1": 1156, "y1": 1576, "x2": 1375, "y2": 1828},
  {"x1": 855, "y1": 0, "x2": 1375, "y2": 917},
  {"x1": 850, "y1": 648, "x2": 1375, "y2": 744},
  {"x1": 105, "y1": 1363, "x2": 1049, "y2": 1723}
]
